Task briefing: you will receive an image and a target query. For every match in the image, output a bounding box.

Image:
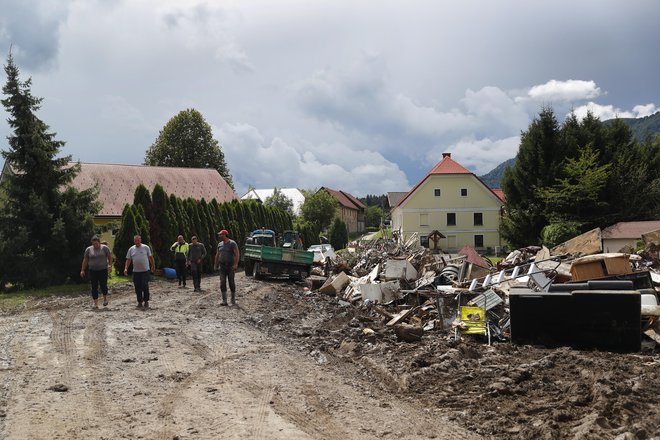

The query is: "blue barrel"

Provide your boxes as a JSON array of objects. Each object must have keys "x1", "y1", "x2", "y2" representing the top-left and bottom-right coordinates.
[{"x1": 163, "y1": 267, "x2": 176, "y2": 279}]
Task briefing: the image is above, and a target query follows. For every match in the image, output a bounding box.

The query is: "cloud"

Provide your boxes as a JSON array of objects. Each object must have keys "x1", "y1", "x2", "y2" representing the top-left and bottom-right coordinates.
[
  {"x1": 0, "y1": 0, "x2": 70, "y2": 71},
  {"x1": 572, "y1": 102, "x2": 658, "y2": 120},
  {"x1": 217, "y1": 122, "x2": 409, "y2": 196},
  {"x1": 430, "y1": 136, "x2": 521, "y2": 176},
  {"x1": 295, "y1": 54, "x2": 531, "y2": 161},
  {"x1": 157, "y1": 2, "x2": 253, "y2": 74},
  {"x1": 528, "y1": 79, "x2": 602, "y2": 102}
]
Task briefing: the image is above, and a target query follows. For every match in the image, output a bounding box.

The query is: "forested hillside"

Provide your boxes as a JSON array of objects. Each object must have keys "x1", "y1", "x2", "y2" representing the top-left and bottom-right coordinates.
[{"x1": 479, "y1": 111, "x2": 660, "y2": 188}]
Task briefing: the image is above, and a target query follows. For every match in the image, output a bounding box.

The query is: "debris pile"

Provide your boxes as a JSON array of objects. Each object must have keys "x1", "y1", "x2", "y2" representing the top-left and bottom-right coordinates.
[{"x1": 310, "y1": 227, "x2": 660, "y2": 352}]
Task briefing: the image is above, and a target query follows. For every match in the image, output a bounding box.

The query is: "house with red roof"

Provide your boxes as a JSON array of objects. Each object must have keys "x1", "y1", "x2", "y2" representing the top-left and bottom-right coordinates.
[
  {"x1": 319, "y1": 187, "x2": 366, "y2": 234},
  {"x1": 391, "y1": 153, "x2": 505, "y2": 252}
]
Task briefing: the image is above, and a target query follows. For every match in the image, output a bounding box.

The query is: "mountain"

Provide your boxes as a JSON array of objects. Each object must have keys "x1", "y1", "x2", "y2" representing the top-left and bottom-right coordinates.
[
  {"x1": 605, "y1": 111, "x2": 660, "y2": 142},
  {"x1": 479, "y1": 111, "x2": 660, "y2": 189},
  {"x1": 478, "y1": 157, "x2": 516, "y2": 189}
]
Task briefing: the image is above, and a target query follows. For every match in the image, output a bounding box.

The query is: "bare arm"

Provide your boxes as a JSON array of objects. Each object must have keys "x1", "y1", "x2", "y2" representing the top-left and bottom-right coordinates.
[
  {"x1": 80, "y1": 255, "x2": 88, "y2": 278},
  {"x1": 149, "y1": 255, "x2": 156, "y2": 273},
  {"x1": 232, "y1": 245, "x2": 240, "y2": 271},
  {"x1": 107, "y1": 248, "x2": 113, "y2": 274},
  {"x1": 124, "y1": 258, "x2": 132, "y2": 276}
]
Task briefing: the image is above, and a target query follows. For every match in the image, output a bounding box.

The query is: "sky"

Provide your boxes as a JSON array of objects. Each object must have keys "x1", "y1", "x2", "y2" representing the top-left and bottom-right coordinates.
[{"x1": 1, "y1": 0, "x2": 658, "y2": 197}]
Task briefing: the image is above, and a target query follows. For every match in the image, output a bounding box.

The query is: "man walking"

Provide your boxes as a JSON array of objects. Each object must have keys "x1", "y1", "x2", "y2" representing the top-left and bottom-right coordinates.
[
  {"x1": 170, "y1": 235, "x2": 189, "y2": 288},
  {"x1": 214, "y1": 229, "x2": 239, "y2": 306},
  {"x1": 187, "y1": 235, "x2": 207, "y2": 292},
  {"x1": 124, "y1": 235, "x2": 155, "y2": 308},
  {"x1": 80, "y1": 235, "x2": 113, "y2": 309}
]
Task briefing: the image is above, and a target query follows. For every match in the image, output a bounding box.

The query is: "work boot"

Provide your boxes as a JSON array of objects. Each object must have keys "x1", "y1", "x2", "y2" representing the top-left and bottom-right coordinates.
[
  {"x1": 144, "y1": 301, "x2": 149, "y2": 309},
  {"x1": 137, "y1": 302, "x2": 143, "y2": 308}
]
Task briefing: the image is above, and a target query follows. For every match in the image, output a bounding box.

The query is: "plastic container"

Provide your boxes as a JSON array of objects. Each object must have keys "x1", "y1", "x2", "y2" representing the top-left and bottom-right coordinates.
[{"x1": 163, "y1": 267, "x2": 176, "y2": 279}]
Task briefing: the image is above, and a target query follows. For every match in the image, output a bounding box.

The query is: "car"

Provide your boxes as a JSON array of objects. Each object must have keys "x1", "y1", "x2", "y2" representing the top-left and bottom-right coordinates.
[{"x1": 307, "y1": 244, "x2": 337, "y2": 265}]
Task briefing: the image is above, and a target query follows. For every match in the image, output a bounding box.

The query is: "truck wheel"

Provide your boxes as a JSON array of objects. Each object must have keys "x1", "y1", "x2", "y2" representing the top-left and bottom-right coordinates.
[
  {"x1": 245, "y1": 260, "x2": 254, "y2": 277},
  {"x1": 254, "y1": 262, "x2": 262, "y2": 279}
]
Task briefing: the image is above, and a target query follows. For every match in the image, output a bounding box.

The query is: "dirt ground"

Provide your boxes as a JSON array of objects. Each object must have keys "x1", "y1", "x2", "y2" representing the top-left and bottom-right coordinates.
[{"x1": 0, "y1": 273, "x2": 658, "y2": 439}]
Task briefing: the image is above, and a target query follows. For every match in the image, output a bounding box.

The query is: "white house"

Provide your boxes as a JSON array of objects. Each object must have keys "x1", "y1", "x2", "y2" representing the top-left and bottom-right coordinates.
[{"x1": 241, "y1": 188, "x2": 305, "y2": 216}]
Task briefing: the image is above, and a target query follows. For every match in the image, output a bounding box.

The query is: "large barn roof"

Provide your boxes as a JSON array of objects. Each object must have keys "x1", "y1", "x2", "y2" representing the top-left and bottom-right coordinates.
[{"x1": 70, "y1": 163, "x2": 236, "y2": 217}]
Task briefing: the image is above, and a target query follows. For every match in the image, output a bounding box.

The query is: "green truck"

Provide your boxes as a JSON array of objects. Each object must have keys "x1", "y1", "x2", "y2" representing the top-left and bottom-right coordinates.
[{"x1": 243, "y1": 229, "x2": 314, "y2": 280}]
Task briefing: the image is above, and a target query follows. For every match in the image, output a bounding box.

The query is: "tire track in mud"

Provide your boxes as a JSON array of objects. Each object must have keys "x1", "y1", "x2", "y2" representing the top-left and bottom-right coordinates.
[
  {"x1": 0, "y1": 317, "x2": 17, "y2": 438},
  {"x1": 48, "y1": 307, "x2": 96, "y2": 438},
  {"x1": 82, "y1": 316, "x2": 109, "y2": 418},
  {"x1": 156, "y1": 330, "x2": 262, "y2": 440},
  {"x1": 249, "y1": 377, "x2": 276, "y2": 439},
  {"x1": 267, "y1": 369, "x2": 348, "y2": 440},
  {"x1": 49, "y1": 308, "x2": 78, "y2": 357}
]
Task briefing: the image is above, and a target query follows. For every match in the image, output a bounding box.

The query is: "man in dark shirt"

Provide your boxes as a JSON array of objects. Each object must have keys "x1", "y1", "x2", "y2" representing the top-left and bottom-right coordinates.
[
  {"x1": 187, "y1": 235, "x2": 207, "y2": 292},
  {"x1": 214, "y1": 229, "x2": 239, "y2": 306}
]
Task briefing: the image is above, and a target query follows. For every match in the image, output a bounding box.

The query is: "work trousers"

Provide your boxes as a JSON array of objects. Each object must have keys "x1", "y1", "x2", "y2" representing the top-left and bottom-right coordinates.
[
  {"x1": 133, "y1": 271, "x2": 150, "y2": 303},
  {"x1": 219, "y1": 265, "x2": 236, "y2": 303},
  {"x1": 175, "y1": 259, "x2": 187, "y2": 285},
  {"x1": 89, "y1": 268, "x2": 108, "y2": 300},
  {"x1": 191, "y1": 262, "x2": 202, "y2": 290}
]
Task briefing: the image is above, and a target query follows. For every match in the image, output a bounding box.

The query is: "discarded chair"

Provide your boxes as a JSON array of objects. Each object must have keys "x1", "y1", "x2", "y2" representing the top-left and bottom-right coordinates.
[{"x1": 455, "y1": 305, "x2": 491, "y2": 345}]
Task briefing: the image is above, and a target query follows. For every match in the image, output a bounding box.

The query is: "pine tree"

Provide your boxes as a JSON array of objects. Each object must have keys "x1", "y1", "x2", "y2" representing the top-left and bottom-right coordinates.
[
  {"x1": 501, "y1": 108, "x2": 565, "y2": 247},
  {"x1": 151, "y1": 184, "x2": 173, "y2": 268},
  {"x1": 133, "y1": 205, "x2": 151, "y2": 247},
  {"x1": 113, "y1": 204, "x2": 139, "y2": 275},
  {"x1": 328, "y1": 217, "x2": 348, "y2": 250},
  {"x1": 0, "y1": 55, "x2": 99, "y2": 288}
]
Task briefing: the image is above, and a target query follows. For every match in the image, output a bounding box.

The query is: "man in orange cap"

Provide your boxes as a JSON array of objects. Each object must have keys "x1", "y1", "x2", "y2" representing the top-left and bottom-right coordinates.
[{"x1": 214, "y1": 229, "x2": 240, "y2": 305}]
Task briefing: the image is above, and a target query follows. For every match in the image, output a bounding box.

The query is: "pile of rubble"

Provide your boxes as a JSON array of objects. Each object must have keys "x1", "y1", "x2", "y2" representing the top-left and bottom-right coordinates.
[{"x1": 310, "y1": 228, "x2": 660, "y2": 352}]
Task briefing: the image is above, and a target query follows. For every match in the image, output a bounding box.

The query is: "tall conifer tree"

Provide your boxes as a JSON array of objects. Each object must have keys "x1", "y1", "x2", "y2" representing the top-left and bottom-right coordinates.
[{"x1": 0, "y1": 55, "x2": 99, "y2": 287}]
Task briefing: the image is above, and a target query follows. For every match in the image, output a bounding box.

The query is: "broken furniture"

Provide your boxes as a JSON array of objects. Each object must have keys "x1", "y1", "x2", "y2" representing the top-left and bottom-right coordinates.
[{"x1": 569, "y1": 253, "x2": 633, "y2": 282}]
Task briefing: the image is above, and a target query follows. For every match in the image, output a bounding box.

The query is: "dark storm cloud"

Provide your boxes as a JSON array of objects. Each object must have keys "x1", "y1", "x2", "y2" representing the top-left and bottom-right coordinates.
[{"x1": 0, "y1": 0, "x2": 69, "y2": 71}]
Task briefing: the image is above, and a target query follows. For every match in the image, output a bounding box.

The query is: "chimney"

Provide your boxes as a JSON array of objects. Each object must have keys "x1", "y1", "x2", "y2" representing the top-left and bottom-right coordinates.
[{"x1": 442, "y1": 152, "x2": 451, "y2": 158}]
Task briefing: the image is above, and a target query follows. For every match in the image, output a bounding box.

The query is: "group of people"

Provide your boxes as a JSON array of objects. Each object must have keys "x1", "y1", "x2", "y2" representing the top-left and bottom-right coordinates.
[{"x1": 80, "y1": 229, "x2": 240, "y2": 309}]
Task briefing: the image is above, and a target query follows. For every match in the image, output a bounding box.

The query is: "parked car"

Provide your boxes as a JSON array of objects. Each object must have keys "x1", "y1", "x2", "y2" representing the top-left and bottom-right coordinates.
[{"x1": 307, "y1": 244, "x2": 337, "y2": 265}]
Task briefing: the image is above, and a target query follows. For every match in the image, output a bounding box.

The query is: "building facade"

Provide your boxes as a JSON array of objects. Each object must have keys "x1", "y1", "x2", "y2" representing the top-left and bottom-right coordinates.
[{"x1": 391, "y1": 153, "x2": 504, "y2": 252}]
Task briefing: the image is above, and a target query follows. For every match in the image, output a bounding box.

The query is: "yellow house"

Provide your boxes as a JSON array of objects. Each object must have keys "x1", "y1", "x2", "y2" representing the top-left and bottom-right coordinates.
[{"x1": 391, "y1": 153, "x2": 505, "y2": 252}]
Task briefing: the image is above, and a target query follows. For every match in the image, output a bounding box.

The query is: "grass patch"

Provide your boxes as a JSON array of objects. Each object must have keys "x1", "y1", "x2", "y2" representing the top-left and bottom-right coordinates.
[{"x1": 0, "y1": 275, "x2": 132, "y2": 310}]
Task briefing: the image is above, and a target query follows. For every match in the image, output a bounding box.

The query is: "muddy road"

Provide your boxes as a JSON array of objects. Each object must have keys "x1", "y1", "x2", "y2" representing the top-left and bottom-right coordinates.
[{"x1": 0, "y1": 273, "x2": 658, "y2": 439}]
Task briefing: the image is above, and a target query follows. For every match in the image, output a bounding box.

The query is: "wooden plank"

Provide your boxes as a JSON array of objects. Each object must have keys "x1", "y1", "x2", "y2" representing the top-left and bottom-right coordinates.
[
  {"x1": 551, "y1": 227, "x2": 602, "y2": 256},
  {"x1": 386, "y1": 308, "x2": 414, "y2": 326},
  {"x1": 644, "y1": 329, "x2": 660, "y2": 344}
]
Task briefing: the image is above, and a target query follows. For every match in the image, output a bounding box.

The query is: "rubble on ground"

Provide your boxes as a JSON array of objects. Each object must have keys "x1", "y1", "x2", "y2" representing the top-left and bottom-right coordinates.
[{"x1": 307, "y1": 229, "x2": 660, "y2": 353}]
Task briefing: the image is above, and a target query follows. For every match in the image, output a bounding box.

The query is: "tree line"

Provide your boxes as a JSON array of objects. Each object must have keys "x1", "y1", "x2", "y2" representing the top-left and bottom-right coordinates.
[
  {"x1": 113, "y1": 184, "x2": 296, "y2": 275},
  {"x1": 501, "y1": 108, "x2": 660, "y2": 248}
]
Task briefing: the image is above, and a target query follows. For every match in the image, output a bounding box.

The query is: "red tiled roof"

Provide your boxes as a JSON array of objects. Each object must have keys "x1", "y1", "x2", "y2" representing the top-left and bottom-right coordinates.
[
  {"x1": 342, "y1": 191, "x2": 366, "y2": 209},
  {"x1": 428, "y1": 154, "x2": 472, "y2": 174},
  {"x1": 396, "y1": 153, "x2": 503, "y2": 207},
  {"x1": 601, "y1": 221, "x2": 660, "y2": 239},
  {"x1": 491, "y1": 189, "x2": 506, "y2": 203},
  {"x1": 321, "y1": 187, "x2": 364, "y2": 210},
  {"x1": 71, "y1": 163, "x2": 236, "y2": 217}
]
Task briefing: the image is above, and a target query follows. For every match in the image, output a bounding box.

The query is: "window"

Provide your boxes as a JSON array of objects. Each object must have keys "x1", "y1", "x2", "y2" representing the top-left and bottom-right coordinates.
[
  {"x1": 474, "y1": 235, "x2": 484, "y2": 248},
  {"x1": 434, "y1": 189, "x2": 441, "y2": 197},
  {"x1": 473, "y1": 213, "x2": 483, "y2": 226},
  {"x1": 461, "y1": 188, "x2": 468, "y2": 197},
  {"x1": 420, "y1": 213, "x2": 429, "y2": 226},
  {"x1": 447, "y1": 213, "x2": 456, "y2": 226}
]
